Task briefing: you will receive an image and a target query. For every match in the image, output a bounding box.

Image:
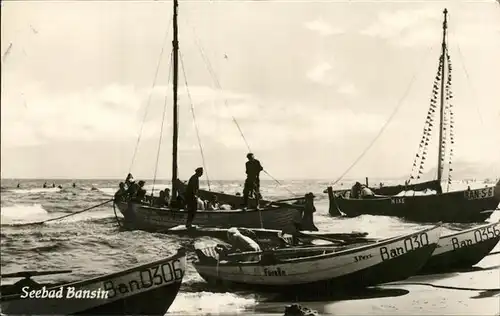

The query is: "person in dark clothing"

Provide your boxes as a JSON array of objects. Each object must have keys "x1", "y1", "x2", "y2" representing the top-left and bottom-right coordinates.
[
  {"x1": 72, "y1": 182, "x2": 76, "y2": 188},
  {"x1": 185, "y1": 167, "x2": 203, "y2": 228},
  {"x1": 135, "y1": 180, "x2": 147, "y2": 202},
  {"x1": 242, "y1": 153, "x2": 263, "y2": 209},
  {"x1": 114, "y1": 182, "x2": 127, "y2": 202},
  {"x1": 125, "y1": 173, "x2": 135, "y2": 189},
  {"x1": 301, "y1": 192, "x2": 318, "y2": 231},
  {"x1": 43, "y1": 182, "x2": 47, "y2": 188}
]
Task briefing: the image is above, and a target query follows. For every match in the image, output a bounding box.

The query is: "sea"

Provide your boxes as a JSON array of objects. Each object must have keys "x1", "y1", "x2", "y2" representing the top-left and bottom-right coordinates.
[{"x1": 1, "y1": 178, "x2": 499, "y2": 315}]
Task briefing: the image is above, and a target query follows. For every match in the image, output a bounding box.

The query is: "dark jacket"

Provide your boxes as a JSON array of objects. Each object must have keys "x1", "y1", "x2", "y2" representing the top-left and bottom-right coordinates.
[
  {"x1": 246, "y1": 159, "x2": 263, "y2": 179},
  {"x1": 186, "y1": 174, "x2": 200, "y2": 199}
]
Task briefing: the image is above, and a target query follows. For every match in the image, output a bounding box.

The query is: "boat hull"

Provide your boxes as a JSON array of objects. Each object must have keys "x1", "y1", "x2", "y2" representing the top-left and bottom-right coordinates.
[
  {"x1": 116, "y1": 201, "x2": 301, "y2": 231},
  {"x1": 0, "y1": 249, "x2": 186, "y2": 315},
  {"x1": 419, "y1": 221, "x2": 500, "y2": 273},
  {"x1": 193, "y1": 226, "x2": 441, "y2": 294},
  {"x1": 328, "y1": 184, "x2": 500, "y2": 223}
]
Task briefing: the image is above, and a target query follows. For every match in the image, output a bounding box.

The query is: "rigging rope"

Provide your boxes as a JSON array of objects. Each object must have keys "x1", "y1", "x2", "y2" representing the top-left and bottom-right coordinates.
[
  {"x1": 330, "y1": 46, "x2": 436, "y2": 187},
  {"x1": 129, "y1": 16, "x2": 173, "y2": 174},
  {"x1": 185, "y1": 18, "x2": 295, "y2": 195},
  {"x1": 383, "y1": 282, "x2": 500, "y2": 292},
  {"x1": 186, "y1": 20, "x2": 252, "y2": 153},
  {"x1": 179, "y1": 51, "x2": 212, "y2": 190},
  {"x1": 151, "y1": 51, "x2": 174, "y2": 196}
]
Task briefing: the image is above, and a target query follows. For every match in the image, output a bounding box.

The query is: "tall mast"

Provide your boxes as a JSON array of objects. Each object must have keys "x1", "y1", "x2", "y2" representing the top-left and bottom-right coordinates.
[
  {"x1": 437, "y1": 8, "x2": 448, "y2": 183},
  {"x1": 171, "y1": 0, "x2": 179, "y2": 200}
]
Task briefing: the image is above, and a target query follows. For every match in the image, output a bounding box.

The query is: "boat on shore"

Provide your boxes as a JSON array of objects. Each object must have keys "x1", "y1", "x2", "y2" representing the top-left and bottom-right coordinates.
[
  {"x1": 193, "y1": 225, "x2": 442, "y2": 295},
  {"x1": 419, "y1": 220, "x2": 500, "y2": 274},
  {"x1": 325, "y1": 9, "x2": 500, "y2": 223},
  {"x1": 0, "y1": 248, "x2": 186, "y2": 315},
  {"x1": 262, "y1": 221, "x2": 500, "y2": 275},
  {"x1": 115, "y1": 0, "x2": 300, "y2": 232}
]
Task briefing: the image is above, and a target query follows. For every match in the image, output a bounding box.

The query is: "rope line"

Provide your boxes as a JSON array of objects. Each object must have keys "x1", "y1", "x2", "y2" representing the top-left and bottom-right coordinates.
[
  {"x1": 185, "y1": 18, "x2": 292, "y2": 194},
  {"x1": 179, "y1": 51, "x2": 212, "y2": 190},
  {"x1": 129, "y1": 17, "x2": 173, "y2": 174},
  {"x1": 6, "y1": 199, "x2": 113, "y2": 227},
  {"x1": 186, "y1": 20, "x2": 252, "y2": 153},
  {"x1": 151, "y1": 50, "x2": 174, "y2": 196},
  {"x1": 384, "y1": 282, "x2": 500, "y2": 292},
  {"x1": 330, "y1": 45, "x2": 436, "y2": 186}
]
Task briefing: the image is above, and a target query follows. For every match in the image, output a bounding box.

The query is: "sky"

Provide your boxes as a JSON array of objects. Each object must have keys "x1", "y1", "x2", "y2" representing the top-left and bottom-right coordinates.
[{"x1": 1, "y1": 0, "x2": 500, "y2": 181}]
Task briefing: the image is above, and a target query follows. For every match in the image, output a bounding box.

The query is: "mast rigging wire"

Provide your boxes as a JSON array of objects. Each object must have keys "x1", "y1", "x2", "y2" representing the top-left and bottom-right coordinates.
[
  {"x1": 179, "y1": 51, "x2": 212, "y2": 190},
  {"x1": 330, "y1": 45, "x2": 436, "y2": 187},
  {"x1": 151, "y1": 51, "x2": 174, "y2": 196},
  {"x1": 185, "y1": 19, "x2": 295, "y2": 195},
  {"x1": 129, "y1": 16, "x2": 174, "y2": 174}
]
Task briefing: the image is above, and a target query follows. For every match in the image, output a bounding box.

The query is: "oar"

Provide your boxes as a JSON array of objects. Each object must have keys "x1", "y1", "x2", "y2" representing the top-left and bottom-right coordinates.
[
  {"x1": 225, "y1": 245, "x2": 340, "y2": 258},
  {"x1": 268, "y1": 197, "x2": 306, "y2": 204},
  {"x1": 1, "y1": 270, "x2": 73, "y2": 279},
  {"x1": 262, "y1": 201, "x2": 305, "y2": 210}
]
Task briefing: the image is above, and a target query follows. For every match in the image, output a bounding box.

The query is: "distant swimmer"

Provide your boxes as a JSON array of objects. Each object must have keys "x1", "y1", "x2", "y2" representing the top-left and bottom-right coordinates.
[
  {"x1": 57, "y1": 185, "x2": 63, "y2": 189},
  {"x1": 17, "y1": 183, "x2": 20, "y2": 188},
  {"x1": 72, "y1": 182, "x2": 76, "y2": 188},
  {"x1": 43, "y1": 182, "x2": 47, "y2": 188},
  {"x1": 52, "y1": 183, "x2": 55, "y2": 188}
]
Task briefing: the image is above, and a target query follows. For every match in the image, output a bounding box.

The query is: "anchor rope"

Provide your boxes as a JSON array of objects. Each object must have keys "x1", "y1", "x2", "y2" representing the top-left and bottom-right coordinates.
[
  {"x1": 5, "y1": 199, "x2": 113, "y2": 227},
  {"x1": 331, "y1": 45, "x2": 436, "y2": 187},
  {"x1": 185, "y1": 18, "x2": 295, "y2": 195},
  {"x1": 151, "y1": 50, "x2": 174, "y2": 197},
  {"x1": 129, "y1": 16, "x2": 173, "y2": 174},
  {"x1": 179, "y1": 51, "x2": 212, "y2": 191}
]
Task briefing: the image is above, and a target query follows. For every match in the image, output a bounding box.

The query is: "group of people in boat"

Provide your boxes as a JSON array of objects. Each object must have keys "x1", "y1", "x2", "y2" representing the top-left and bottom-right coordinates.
[{"x1": 114, "y1": 152, "x2": 318, "y2": 230}]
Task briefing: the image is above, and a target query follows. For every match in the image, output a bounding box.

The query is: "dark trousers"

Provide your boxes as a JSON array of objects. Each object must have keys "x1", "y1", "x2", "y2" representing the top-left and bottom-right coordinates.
[
  {"x1": 185, "y1": 196, "x2": 197, "y2": 227},
  {"x1": 243, "y1": 177, "x2": 260, "y2": 206}
]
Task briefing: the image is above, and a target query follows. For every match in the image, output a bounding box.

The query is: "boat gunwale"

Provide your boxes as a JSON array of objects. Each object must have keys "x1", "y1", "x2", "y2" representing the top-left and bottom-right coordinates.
[
  {"x1": 118, "y1": 201, "x2": 292, "y2": 215},
  {"x1": 0, "y1": 249, "x2": 186, "y2": 301},
  {"x1": 439, "y1": 220, "x2": 500, "y2": 239},
  {"x1": 194, "y1": 225, "x2": 441, "y2": 267}
]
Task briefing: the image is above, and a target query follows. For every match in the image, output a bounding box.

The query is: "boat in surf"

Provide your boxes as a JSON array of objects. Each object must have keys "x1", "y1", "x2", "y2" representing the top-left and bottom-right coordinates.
[
  {"x1": 115, "y1": 0, "x2": 300, "y2": 232},
  {"x1": 326, "y1": 9, "x2": 500, "y2": 223},
  {"x1": 193, "y1": 225, "x2": 442, "y2": 294},
  {"x1": 0, "y1": 248, "x2": 186, "y2": 315}
]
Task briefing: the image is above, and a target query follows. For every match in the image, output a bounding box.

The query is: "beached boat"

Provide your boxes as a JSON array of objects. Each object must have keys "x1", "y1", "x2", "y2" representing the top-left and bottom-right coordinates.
[
  {"x1": 419, "y1": 221, "x2": 500, "y2": 273},
  {"x1": 326, "y1": 10, "x2": 500, "y2": 223},
  {"x1": 114, "y1": 0, "x2": 300, "y2": 231},
  {"x1": 265, "y1": 221, "x2": 500, "y2": 274},
  {"x1": 0, "y1": 248, "x2": 186, "y2": 315},
  {"x1": 193, "y1": 225, "x2": 441, "y2": 294}
]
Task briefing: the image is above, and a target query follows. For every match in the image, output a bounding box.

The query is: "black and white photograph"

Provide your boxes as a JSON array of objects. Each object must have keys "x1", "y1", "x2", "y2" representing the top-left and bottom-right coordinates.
[{"x1": 1, "y1": 0, "x2": 499, "y2": 315}]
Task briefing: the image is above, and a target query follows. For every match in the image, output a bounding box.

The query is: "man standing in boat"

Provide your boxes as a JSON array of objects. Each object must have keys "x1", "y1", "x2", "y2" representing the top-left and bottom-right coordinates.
[
  {"x1": 185, "y1": 167, "x2": 203, "y2": 228},
  {"x1": 242, "y1": 153, "x2": 263, "y2": 209}
]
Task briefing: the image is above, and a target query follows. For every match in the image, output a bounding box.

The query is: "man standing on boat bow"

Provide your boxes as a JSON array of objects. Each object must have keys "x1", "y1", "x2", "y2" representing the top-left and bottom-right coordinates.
[
  {"x1": 185, "y1": 167, "x2": 204, "y2": 228},
  {"x1": 242, "y1": 153, "x2": 263, "y2": 209}
]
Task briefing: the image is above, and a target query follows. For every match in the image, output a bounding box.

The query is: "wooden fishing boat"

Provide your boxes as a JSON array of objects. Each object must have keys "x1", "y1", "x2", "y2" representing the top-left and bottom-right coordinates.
[
  {"x1": 326, "y1": 10, "x2": 500, "y2": 223},
  {"x1": 265, "y1": 221, "x2": 500, "y2": 275},
  {"x1": 0, "y1": 248, "x2": 186, "y2": 315},
  {"x1": 193, "y1": 225, "x2": 442, "y2": 294},
  {"x1": 114, "y1": 0, "x2": 300, "y2": 232},
  {"x1": 419, "y1": 220, "x2": 500, "y2": 273}
]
